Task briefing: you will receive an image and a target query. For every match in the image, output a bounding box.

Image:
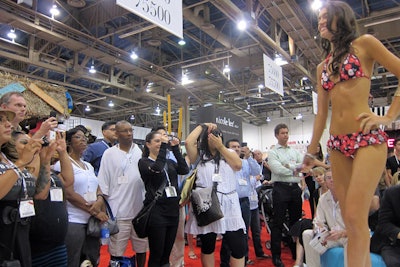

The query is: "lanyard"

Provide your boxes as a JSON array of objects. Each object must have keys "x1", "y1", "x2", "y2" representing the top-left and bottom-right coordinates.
[
  {"x1": 214, "y1": 160, "x2": 220, "y2": 174},
  {"x1": 118, "y1": 144, "x2": 135, "y2": 175},
  {"x1": 147, "y1": 156, "x2": 172, "y2": 186}
]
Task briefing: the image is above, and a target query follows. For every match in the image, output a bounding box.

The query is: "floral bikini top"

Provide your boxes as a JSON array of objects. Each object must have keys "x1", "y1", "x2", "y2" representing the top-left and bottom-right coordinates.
[{"x1": 321, "y1": 53, "x2": 369, "y2": 91}]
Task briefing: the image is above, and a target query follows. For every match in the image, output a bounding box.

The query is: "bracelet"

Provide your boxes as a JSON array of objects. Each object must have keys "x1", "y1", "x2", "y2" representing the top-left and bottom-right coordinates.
[
  {"x1": 96, "y1": 194, "x2": 104, "y2": 200},
  {"x1": 199, "y1": 123, "x2": 207, "y2": 129}
]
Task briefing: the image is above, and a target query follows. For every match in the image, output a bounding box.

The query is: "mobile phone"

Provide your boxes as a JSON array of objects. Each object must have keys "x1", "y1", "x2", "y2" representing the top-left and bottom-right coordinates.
[
  {"x1": 241, "y1": 142, "x2": 247, "y2": 147},
  {"x1": 50, "y1": 111, "x2": 57, "y2": 118}
]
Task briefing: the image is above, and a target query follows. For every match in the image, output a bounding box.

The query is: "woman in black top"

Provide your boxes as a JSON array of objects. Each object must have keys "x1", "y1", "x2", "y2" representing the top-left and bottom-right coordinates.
[
  {"x1": 0, "y1": 111, "x2": 53, "y2": 267},
  {"x1": 138, "y1": 131, "x2": 189, "y2": 267}
]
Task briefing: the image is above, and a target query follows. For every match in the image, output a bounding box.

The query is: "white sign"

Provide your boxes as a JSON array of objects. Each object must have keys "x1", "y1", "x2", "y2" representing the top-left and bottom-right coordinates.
[
  {"x1": 263, "y1": 54, "x2": 284, "y2": 96},
  {"x1": 117, "y1": 0, "x2": 183, "y2": 39}
]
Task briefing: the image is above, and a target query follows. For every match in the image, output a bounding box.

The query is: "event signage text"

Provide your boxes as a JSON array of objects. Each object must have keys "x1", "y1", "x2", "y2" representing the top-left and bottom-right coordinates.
[
  {"x1": 263, "y1": 54, "x2": 283, "y2": 96},
  {"x1": 116, "y1": 0, "x2": 183, "y2": 39}
]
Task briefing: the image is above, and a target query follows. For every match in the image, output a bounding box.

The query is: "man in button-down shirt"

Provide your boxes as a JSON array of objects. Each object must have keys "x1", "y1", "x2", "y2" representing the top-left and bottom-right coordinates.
[
  {"x1": 268, "y1": 123, "x2": 304, "y2": 267},
  {"x1": 220, "y1": 139, "x2": 261, "y2": 266}
]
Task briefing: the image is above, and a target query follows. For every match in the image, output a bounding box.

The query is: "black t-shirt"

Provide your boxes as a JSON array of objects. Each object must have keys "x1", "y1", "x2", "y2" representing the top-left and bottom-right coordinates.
[
  {"x1": 30, "y1": 171, "x2": 68, "y2": 255},
  {"x1": 386, "y1": 155, "x2": 400, "y2": 176}
]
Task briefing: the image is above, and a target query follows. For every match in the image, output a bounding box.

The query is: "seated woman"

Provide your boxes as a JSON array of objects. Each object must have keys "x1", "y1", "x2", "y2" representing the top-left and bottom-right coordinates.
[
  {"x1": 53, "y1": 127, "x2": 108, "y2": 267},
  {"x1": 184, "y1": 123, "x2": 246, "y2": 267},
  {"x1": 0, "y1": 109, "x2": 54, "y2": 267}
]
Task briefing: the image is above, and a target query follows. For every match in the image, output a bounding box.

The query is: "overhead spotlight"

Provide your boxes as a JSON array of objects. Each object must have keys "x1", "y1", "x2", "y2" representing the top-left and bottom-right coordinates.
[
  {"x1": 274, "y1": 54, "x2": 288, "y2": 66},
  {"x1": 247, "y1": 104, "x2": 251, "y2": 110},
  {"x1": 311, "y1": 0, "x2": 323, "y2": 11},
  {"x1": 181, "y1": 74, "x2": 193, "y2": 85},
  {"x1": 50, "y1": 5, "x2": 60, "y2": 19},
  {"x1": 266, "y1": 117, "x2": 271, "y2": 122},
  {"x1": 237, "y1": 19, "x2": 247, "y2": 31},
  {"x1": 130, "y1": 114, "x2": 135, "y2": 121},
  {"x1": 178, "y1": 39, "x2": 186, "y2": 46},
  {"x1": 130, "y1": 51, "x2": 138, "y2": 60},
  {"x1": 7, "y1": 28, "x2": 16, "y2": 42},
  {"x1": 223, "y1": 65, "x2": 231, "y2": 74},
  {"x1": 108, "y1": 100, "x2": 114, "y2": 107},
  {"x1": 155, "y1": 104, "x2": 161, "y2": 115},
  {"x1": 258, "y1": 84, "x2": 264, "y2": 89},
  {"x1": 85, "y1": 105, "x2": 91, "y2": 112},
  {"x1": 89, "y1": 65, "x2": 96, "y2": 74},
  {"x1": 294, "y1": 113, "x2": 303, "y2": 120}
]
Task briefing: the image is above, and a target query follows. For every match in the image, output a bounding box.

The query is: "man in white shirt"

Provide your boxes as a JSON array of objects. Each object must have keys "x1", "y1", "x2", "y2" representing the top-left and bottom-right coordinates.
[
  {"x1": 98, "y1": 120, "x2": 147, "y2": 267},
  {"x1": 302, "y1": 170, "x2": 347, "y2": 267}
]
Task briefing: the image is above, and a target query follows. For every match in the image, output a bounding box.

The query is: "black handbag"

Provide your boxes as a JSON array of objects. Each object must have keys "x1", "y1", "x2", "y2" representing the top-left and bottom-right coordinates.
[
  {"x1": 132, "y1": 180, "x2": 167, "y2": 238},
  {"x1": 87, "y1": 196, "x2": 119, "y2": 237},
  {"x1": 191, "y1": 182, "x2": 224, "y2": 226}
]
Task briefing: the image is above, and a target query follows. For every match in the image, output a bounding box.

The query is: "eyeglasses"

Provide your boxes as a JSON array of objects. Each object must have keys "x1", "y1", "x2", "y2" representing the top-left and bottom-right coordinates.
[{"x1": 72, "y1": 135, "x2": 88, "y2": 141}]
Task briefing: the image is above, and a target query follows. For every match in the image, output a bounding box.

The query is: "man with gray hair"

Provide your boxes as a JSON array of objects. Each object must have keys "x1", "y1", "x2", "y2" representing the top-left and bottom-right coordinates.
[{"x1": 0, "y1": 91, "x2": 27, "y2": 130}]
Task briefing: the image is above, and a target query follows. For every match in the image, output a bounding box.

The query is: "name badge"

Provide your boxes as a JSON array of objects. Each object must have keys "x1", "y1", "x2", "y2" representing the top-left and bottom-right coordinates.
[
  {"x1": 212, "y1": 174, "x2": 222, "y2": 182},
  {"x1": 19, "y1": 198, "x2": 35, "y2": 218},
  {"x1": 165, "y1": 186, "x2": 177, "y2": 197},
  {"x1": 84, "y1": 191, "x2": 97, "y2": 203},
  {"x1": 50, "y1": 188, "x2": 63, "y2": 202},
  {"x1": 238, "y1": 178, "x2": 248, "y2": 186},
  {"x1": 118, "y1": 175, "x2": 128, "y2": 184}
]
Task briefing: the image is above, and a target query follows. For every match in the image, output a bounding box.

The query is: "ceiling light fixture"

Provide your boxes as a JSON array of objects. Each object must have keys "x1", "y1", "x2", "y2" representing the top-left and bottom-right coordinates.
[
  {"x1": 266, "y1": 117, "x2": 271, "y2": 122},
  {"x1": 108, "y1": 100, "x2": 114, "y2": 107},
  {"x1": 155, "y1": 104, "x2": 161, "y2": 115},
  {"x1": 178, "y1": 39, "x2": 186, "y2": 46},
  {"x1": 7, "y1": 28, "x2": 16, "y2": 42},
  {"x1": 258, "y1": 84, "x2": 264, "y2": 89},
  {"x1": 237, "y1": 19, "x2": 247, "y2": 31},
  {"x1": 311, "y1": 0, "x2": 322, "y2": 11},
  {"x1": 50, "y1": 5, "x2": 60, "y2": 19},
  {"x1": 85, "y1": 105, "x2": 91, "y2": 112},
  {"x1": 130, "y1": 51, "x2": 138, "y2": 60},
  {"x1": 181, "y1": 73, "x2": 193, "y2": 86},
  {"x1": 130, "y1": 114, "x2": 135, "y2": 121},
  {"x1": 223, "y1": 65, "x2": 231, "y2": 74},
  {"x1": 274, "y1": 54, "x2": 288, "y2": 66},
  {"x1": 89, "y1": 65, "x2": 96, "y2": 74}
]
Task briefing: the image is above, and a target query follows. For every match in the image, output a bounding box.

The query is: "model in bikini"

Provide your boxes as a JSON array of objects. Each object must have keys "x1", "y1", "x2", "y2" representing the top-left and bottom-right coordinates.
[{"x1": 304, "y1": 1, "x2": 400, "y2": 267}]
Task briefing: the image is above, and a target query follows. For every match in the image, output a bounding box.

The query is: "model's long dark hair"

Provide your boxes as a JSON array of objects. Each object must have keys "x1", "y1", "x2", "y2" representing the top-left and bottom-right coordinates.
[
  {"x1": 320, "y1": 1, "x2": 359, "y2": 78},
  {"x1": 197, "y1": 126, "x2": 224, "y2": 164}
]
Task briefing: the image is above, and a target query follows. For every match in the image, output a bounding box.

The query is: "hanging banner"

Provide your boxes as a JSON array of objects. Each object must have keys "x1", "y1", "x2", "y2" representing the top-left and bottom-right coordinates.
[
  {"x1": 117, "y1": 0, "x2": 183, "y2": 39},
  {"x1": 263, "y1": 54, "x2": 284, "y2": 96}
]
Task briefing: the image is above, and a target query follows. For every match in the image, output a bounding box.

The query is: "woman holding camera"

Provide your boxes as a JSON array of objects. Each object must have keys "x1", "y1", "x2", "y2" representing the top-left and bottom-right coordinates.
[
  {"x1": 185, "y1": 123, "x2": 246, "y2": 267},
  {"x1": 0, "y1": 109, "x2": 54, "y2": 267},
  {"x1": 138, "y1": 131, "x2": 189, "y2": 267}
]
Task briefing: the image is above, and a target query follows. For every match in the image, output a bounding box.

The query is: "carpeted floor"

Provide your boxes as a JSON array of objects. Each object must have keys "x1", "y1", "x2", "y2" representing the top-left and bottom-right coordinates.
[{"x1": 99, "y1": 200, "x2": 311, "y2": 267}]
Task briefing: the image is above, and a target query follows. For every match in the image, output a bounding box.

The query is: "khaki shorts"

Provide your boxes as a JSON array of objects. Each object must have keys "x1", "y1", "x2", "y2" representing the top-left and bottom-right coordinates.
[{"x1": 109, "y1": 220, "x2": 148, "y2": 256}]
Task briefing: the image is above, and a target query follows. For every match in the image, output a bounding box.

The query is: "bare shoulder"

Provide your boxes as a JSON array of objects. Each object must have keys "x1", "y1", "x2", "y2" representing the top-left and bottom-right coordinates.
[{"x1": 353, "y1": 34, "x2": 380, "y2": 46}]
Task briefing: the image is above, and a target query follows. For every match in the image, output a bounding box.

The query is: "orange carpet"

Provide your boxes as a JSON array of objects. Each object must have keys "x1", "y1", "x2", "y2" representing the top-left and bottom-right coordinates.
[{"x1": 99, "y1": 200, "x2": 311, "y2": 267}]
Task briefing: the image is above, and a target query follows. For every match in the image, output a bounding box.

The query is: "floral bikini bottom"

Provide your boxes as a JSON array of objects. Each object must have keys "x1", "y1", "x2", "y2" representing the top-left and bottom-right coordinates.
[{"x1": 327, "y1": 128, "x2": 388, "y2": 158}]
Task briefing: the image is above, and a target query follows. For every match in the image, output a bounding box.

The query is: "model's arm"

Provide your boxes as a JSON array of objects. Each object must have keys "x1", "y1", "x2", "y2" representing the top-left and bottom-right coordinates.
[
  {"x1": 308, "y1": 63, "x2": 330, "y2": 155},
  {"x1": 357, "y1": 34, "x2": 400, "y2": 130}
]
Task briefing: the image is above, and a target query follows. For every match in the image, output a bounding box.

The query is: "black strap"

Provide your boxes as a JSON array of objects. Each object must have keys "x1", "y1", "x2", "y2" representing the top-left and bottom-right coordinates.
[{"x1": 9, "y1": 177, "x2": 24, "y2": 260}]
